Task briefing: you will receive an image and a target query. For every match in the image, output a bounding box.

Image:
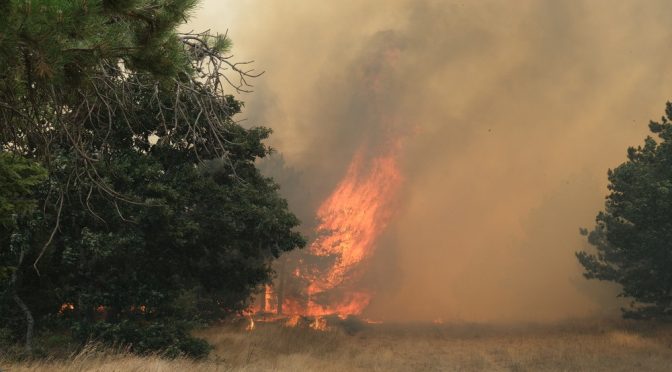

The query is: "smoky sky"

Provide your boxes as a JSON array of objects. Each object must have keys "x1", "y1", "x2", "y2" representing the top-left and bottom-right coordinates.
[{"x1": 190, "y1": 0, "x2": 672, "y2": 322}]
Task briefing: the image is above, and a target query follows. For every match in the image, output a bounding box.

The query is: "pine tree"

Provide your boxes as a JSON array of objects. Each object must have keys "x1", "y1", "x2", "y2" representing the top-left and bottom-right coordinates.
[
  {"x1": 577, "y1": 102, "x2": 672, "y2": 319},
  {"x1": 0, "y1": 0, "x2": 250, "y2": 165},
  {"x1": 0, "y1": 154, "x2": 46, "y2": 226},
  {"x1": 0, "y1": 1, "x2": 301, "y2": 356}
]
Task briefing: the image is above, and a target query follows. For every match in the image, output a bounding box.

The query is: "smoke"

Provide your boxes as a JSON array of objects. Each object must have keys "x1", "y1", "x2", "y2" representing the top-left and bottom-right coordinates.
[{"x1": 190, "y1": 0, "x2": 672, "y2": 322}]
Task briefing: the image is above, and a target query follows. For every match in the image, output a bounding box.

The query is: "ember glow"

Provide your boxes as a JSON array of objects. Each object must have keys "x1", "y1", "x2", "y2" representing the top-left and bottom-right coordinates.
[{"x1": 58, "y1": 303, "x2": 75, "y2": 314}]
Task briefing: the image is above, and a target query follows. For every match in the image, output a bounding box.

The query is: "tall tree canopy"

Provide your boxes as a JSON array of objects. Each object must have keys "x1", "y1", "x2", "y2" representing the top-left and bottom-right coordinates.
[
  {"x1": 0, "y1": 0, "x2": 304, "y2": 357},
  {"x1": 577, "y1": 102, "x2": 672, "y2": 320}
]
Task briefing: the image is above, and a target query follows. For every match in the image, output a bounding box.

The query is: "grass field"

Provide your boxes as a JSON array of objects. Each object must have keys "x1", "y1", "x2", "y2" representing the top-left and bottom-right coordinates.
[{"x1": 3, "y1": 319, "x2": 672, "y2": 371}]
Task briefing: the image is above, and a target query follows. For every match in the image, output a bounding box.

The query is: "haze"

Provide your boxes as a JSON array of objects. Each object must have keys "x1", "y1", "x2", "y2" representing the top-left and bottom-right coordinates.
[{"x1": 190, "y1": 0, "x2": 672, "y2": 323}]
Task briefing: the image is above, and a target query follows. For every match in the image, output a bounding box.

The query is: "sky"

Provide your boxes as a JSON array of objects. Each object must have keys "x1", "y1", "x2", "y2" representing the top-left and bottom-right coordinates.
[{"x1": 189, "y1": 0, "x2": 672, "y2": 322}]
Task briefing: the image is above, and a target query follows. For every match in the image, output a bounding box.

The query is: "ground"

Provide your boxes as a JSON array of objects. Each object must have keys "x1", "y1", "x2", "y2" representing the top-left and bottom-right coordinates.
[{"x1": 2, "y1": 319, "x2": 672, "y2": 371}]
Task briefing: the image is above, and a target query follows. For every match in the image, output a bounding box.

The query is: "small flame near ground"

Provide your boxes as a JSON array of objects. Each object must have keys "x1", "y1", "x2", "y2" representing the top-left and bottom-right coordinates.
[
  {"x1": 285, "y1": 315, "x2": 301, "y2": 328},
  {"x1": 245, "y1": 313, "x2": 255, "y2": 331},
  {"x1": 310, "y1": 316, "x2": 329, "y2": 331}
]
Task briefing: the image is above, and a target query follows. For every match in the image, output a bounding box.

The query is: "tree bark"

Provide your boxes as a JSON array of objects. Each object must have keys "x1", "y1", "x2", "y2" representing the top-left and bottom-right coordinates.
[
  {"x1": 259, "y1": 285, "x2": 267, "y2": 313},
  {"x1": 10, "y1": 248, "x2": 33, "y2": 353},
  {"x1": 277, "y1": 258, "x2": 286, "y2": 315},
  {"x1": 12, "y1": 293, "x2": 33, "y2": 353}
]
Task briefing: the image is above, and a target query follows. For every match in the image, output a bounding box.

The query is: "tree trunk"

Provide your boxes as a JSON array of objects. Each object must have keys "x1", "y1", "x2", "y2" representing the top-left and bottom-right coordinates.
[
  {"x1": 277, "y1": 258, "x2": 286, "y2": 315},
  {"x1": 10, "y1": 248, "x2": 33, "y2": 353},
  {"x1": 12, "y1": 293, "x2": 33, "y2": 353},
  {"x1": 259, "y1": 285, "x2": 267, "y2": 312}
]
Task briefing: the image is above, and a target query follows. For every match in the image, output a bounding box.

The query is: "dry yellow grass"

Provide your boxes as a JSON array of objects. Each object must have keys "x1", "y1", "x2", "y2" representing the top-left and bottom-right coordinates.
[{"x1": 3, "y1": 319, "x2": 672, "y2": 371}]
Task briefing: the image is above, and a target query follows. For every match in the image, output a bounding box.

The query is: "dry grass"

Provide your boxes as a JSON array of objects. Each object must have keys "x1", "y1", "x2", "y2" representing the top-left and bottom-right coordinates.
[{"x1": 3, "y1": 319, "x2": 672, "y2": 371}]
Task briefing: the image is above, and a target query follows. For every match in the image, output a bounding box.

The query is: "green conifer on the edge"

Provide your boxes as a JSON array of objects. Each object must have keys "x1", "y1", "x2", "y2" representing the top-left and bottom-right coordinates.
[{"x1": 578, "y1": 102, "x2": 672, "y2": 320}]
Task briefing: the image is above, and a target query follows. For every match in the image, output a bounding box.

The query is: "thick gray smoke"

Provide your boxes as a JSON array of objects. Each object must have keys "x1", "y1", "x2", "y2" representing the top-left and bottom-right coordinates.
[{"x1": 191, "y1": 0, "x2": 672, "y2": 322}]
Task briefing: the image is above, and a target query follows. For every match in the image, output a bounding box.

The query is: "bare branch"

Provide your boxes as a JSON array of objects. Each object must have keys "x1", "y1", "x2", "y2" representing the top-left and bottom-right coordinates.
[{"x1": 33, "y1": 189, "x2": 64, "y2": 276}]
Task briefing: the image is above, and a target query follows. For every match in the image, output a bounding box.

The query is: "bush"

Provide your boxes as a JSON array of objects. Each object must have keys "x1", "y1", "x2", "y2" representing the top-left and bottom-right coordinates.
[{"x1": 72, "y1": 320, "x2": 211, "y2": 359}]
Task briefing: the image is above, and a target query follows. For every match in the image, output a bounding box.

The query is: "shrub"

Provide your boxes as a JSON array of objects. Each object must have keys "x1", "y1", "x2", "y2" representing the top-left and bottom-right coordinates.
[{"x1": 72, "y1": 320, "x2": 211, "y2": 359}]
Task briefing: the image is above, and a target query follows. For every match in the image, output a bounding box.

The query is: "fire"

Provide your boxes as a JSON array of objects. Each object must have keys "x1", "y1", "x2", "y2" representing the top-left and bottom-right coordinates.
[
  {"x1": 246, "y1": 314, "x2": 255, "y2": 331},
  {"x1": 129, "y1": 305, "x2": 147, "y2": 314},
  {"x1": 310, "y1": 316, "x2": 329, "y2": 331},
  {"x1": 238, "y1": 40, "x2": 407, "y2": 328},
  {"x1": 59, "y1": 303, "x2": 75, "y2": 314},
  {"x1": 263, "y1": 284, "x2": 277, "y2": 313},
  {"x1": 285, "y1": 315, "x2": 301, "y2": 328},
  {"x1": 246, "y1": 141, "x2": 403, "y2": 324},
  {"x1": 304, "y1": 143, "x2": 402, "y2": 316},
  {"x1": 304, "y1": 291, "x2": 373, "y2": 317}
]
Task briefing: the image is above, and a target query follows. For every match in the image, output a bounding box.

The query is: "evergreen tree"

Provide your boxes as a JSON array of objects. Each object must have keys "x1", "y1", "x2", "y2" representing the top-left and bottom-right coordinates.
[
  {"x1": 0, "y1": 154, "x2": 46, "y2": 226},
  {"x1": 577, "y1": 102, "x2": 672, "y2": 319},
  {"x1": 0, "y1": 0, "x2": 303, "y2": 357},
  {"x1": 0, "y1": 0, "x2": 253, "y2": 166}
]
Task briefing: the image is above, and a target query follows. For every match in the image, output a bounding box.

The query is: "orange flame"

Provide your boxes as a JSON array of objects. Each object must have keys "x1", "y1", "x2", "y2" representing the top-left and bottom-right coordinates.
[
  {"x1": 58, "y1": 303, "x2": 75, "y2": 314},
  {"x1": 246, "y1": 314, "x2": 255, "y2": 331},
  {"x1": 263, "y1": 284, "x2": 277, "y2": 313},
  {"x1": 243, "y1": 42, "x2": 405, "y2": 325},
  {"x1": 285, "y1": 315, "x2": 301, "y2": 328},
  {"x1": 305, "y1": 141, "x2": 402, "y2": 316},
  {"x1": 310, "y1": 316, "x2": 329, "y2": 331},
  {"x1": 246, "y1": 140, "x2": 403, "y2": 323}
]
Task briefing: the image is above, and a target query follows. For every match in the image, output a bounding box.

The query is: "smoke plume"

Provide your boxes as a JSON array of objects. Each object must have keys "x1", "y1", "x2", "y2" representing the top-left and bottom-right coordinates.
[{"x1": 191, "y1": 0, "x2": 672, "y2": 322}]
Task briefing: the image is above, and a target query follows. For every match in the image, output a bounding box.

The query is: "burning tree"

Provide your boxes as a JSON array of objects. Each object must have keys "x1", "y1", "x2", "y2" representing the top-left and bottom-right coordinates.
[
  {"x1": 249, "y1": 36, "x2": 407, "y2": 325},
  {"x1": 255, "y1": 142, "x2": 403, "y2": 321}
]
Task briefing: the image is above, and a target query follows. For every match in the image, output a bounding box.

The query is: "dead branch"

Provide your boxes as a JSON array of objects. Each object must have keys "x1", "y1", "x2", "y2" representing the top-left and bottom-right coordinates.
[{"x1": 32, "y1": 188, "x2": 64, "y2": 275}]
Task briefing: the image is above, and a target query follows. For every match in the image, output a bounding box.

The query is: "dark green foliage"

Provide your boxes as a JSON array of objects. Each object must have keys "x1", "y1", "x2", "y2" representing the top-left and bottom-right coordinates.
[
  {"x1": 0, "y1": 154, "x2": 47, "y2": 227},
  {"x1": 0, "y1": 0, "x2": 198, "y2": 83},
  {"x1": 73, "y1": 321, "x2": 211, "y2": 358},
  {"x1": 577, "y1": 102, "x2": 672, "y2": 319},
  {"x1": 0, "y1": 108, "x2": 304, "y2": 355},
  {"x1": 0, "y1": 0, "x2": 243, "y2": 166},
  {"x1": 0, "y1": 0, "x2": 304, "y2": 358}
]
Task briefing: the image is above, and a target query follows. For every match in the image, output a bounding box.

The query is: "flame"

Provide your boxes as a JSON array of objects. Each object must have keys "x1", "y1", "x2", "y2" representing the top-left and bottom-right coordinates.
[
  {"x1": 59, "y1": 303, "x2": 75, "y2": 314},
  {"x1": 246, "y1": 140, "x2": 403, "y2": 323},
  {"x1": 285, "y1": 315, "x2": 301, "y2": 328},
  {"x1": 263, "y1": 284, "x2": 277, "y2": 313},
  {"x1": 310, "y1": 316, "x2": 329, "y2": 331},
  {"x1": 305, "y1": 291, "x2": 373, "y2": 317},
  {"x1": 281, "y1": 297, "x2": 306, "y2": 316},
  {"x1": 246, "y1": 314, "x2": 255, "y2": 331},
  {"x1": 129, "y1": 305, "x2": 147, "y2": 314},
  {"x1": 304, "y1": 142, "x2": 402, "y2": 316}
]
